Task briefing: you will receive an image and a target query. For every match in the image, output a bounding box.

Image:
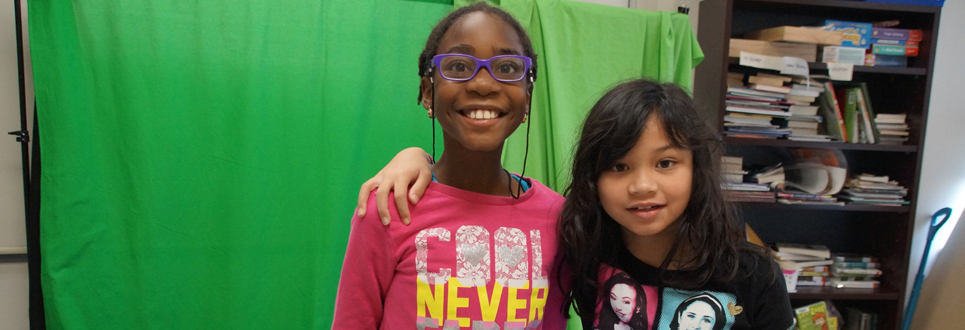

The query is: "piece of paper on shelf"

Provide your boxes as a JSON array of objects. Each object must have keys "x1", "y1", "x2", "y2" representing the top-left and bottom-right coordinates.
[
  {"x1": 740, "y1": 51, "x2": 784, "y2": 71},
  {"x1": 781, "y1": 56, "x2": 810, "y2": 77},
  {"x1": 828, "y1": 63, "x2": 854, "y2": 81},
  {"x1": 739, "y1": 51, "x2": 810, "y2": 78}
]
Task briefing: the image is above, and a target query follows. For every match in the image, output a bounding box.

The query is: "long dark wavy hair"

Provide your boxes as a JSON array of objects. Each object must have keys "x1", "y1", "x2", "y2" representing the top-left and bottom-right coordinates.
[
  {"x1": 595, "y1": 272, "x2": 648, "y2": 330},
  {"x1": 668, "y1": 293, "x2": 726, "y2": 330},
  {"x1": 556, "y1": 79, "x2": 759, "y2": 320}
]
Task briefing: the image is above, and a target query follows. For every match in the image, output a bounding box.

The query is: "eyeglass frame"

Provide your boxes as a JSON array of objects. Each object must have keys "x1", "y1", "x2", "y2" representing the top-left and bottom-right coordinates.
[{"x1": 429, "y1": 54, "x2": 533, "y2": 83}]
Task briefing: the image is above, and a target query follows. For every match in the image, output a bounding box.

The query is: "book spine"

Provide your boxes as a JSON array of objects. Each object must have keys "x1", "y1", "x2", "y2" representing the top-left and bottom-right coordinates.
[
  {"x1": 834, "y1": 256, "x2": 877, "y2": 262},
  {"x1": 854, "y1": 88, "x2": 876, "y2": 144},
  {"x1": 873, "y1": 44, "x2": 919, "y2": 56},
  {"x1": 835, "y1": 261, "x2": 880, "y2": 268},
  {"x1": 869, "y1": 38, "x2": 919, "y2": 46},
  {"x1": 871, "y1": 28, "x2": 923, "y2": 41},
  {"x1": 846, "y1": 89, "x2": 858, "y2": 143},
  {"x1": 826, "y1": 81, "x2": 848, "y2": 142}
]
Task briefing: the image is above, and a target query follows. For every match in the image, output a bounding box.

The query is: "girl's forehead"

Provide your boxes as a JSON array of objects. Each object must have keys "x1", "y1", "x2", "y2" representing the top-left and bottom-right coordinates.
[{"x1": 437, "y1": 12, "x2": 523, "y2": 55}]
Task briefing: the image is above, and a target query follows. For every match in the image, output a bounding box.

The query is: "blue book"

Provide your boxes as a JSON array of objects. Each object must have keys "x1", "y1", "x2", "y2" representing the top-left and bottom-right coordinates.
[{"x1": 823, "y1": 20, "x2": 872, "y2": 48}]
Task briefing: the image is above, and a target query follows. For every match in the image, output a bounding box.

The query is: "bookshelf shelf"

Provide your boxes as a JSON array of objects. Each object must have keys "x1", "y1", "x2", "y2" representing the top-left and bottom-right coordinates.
[
  {"x1": 696, "y1": 0, "x2": 940, "y2": 327},
  {"x1": 724, "y1": 137, "x2": 919, "y2": 152},
  {"x1": 735, "y1": 202, "x2": 911, "y2": 213},
  {"x1": 738, "y1": 0, "x2": 942, "y2": 13},
  {"x1": 727, "y1": 58, "x2": 929, "y2": 76},
  {"x1": 789, "y1": 287, "x2": 901, "y2": 301},
  {"x1": 0, "y1": 254, "x2": 28, "y2": 263}
]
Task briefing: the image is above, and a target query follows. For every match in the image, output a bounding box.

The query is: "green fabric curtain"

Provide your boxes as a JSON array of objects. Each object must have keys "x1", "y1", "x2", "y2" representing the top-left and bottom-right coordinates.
[
  {"x1": 30, "y1": 0, "x2": 700, "y2": 329},
  {"x1": 494, "y1": 0, "x2": 704, "y2": 191}
]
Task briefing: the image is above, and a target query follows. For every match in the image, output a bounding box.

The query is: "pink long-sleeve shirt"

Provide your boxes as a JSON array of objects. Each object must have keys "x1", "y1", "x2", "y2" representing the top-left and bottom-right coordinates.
[{"x1": 333, "y1": 179, "x2": 567, "y2": 329}]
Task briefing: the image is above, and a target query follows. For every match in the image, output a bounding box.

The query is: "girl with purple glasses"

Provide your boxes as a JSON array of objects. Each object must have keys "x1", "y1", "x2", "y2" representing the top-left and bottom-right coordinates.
[{"x1": 333, "y1": 3, "x2": 567, "y2": 329}]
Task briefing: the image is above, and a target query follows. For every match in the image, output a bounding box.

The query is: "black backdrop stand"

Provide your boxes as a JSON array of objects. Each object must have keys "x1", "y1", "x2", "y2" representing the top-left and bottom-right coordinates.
[{"x1": 6, "y1": 0, "x2": 45, "y2": 328}]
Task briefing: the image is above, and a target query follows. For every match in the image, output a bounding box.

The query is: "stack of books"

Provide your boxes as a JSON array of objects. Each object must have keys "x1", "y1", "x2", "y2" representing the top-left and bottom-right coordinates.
[
  {"x1": 723, "y1": 182, "x2": 775, "y2": 203},
  {"x1": 721, "y1": 156, "x2": 747, "y2": 183},
  {"x1": 722, "y1": 162, "x2": 781, "y2": 203},
  {"x1": 875, "y1": 113, "x2": 909, "y2": 145},
  {"x1": 831, "y1": 254, "x2": 881, "y2": 289},
  {"x1": 838, "y1": 174, "x2": 909, "y2": 206},
  {"x1": 776, "y1": 191, "x2": 843, "y2": 206},
  {"x1": 796, "y1": 264, "x2": 832, "y2": 287},
  {"x1": 721, "y1": 156, "x2": 776, "y2": 202},
  {"x1": 785, "y1": 77, "x2": 834, "y2": 142},
  {"x1": 773, "y1": 243, "x2": 834, "y2": 289},
  {"x1": 786, "y1": 106, "x2": 830, "y2": 142},
  {"x1": 867, "y1": 26, "x2": 922, "y2": 68},
  {"x1": 724, "y1": 73, "x2": 792, "y2": 139},
  {"x1": 845, "y1": 307, "x2": 879, "y2": 330}
]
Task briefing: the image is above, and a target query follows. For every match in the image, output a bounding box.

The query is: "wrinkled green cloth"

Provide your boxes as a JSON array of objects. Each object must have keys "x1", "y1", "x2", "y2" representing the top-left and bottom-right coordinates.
[
  {"x1": 494, "y1": 0, "x2": 704, "y2": 191},
  {"x1": 30, "y1": 0, "x2": 700, "y2": 328}
]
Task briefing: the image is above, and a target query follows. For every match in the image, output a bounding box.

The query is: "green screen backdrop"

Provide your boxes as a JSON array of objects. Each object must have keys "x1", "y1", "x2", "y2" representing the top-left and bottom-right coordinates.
[{"x1": 29, "y1": 0, "x2": 701, "y2": 328}]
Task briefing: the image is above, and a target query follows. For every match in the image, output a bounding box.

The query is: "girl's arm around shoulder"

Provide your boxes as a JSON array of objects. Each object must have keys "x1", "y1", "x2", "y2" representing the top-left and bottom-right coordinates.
[
  {"x1": 356, "y1": 147, "x2": 433, "y2": 226},
  {"x1": 332, "y1": 209, "x2": 398, "y2": 329}
]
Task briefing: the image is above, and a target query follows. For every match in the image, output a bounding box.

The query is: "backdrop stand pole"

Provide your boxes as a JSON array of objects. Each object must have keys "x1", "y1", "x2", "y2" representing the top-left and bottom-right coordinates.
[{"x1": 7, "y1": 0, "x2": 45, "y2": 328}]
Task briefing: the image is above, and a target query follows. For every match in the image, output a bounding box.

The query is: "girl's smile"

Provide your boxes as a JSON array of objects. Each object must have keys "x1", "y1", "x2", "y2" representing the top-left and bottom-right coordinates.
[{"x1": 457, "y1": 106, "x2": 509, "y2": 126}]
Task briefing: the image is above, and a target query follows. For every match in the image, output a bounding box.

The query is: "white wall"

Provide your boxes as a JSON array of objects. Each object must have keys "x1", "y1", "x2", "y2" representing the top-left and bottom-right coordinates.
[
  {"x1": 907, "y1": 0, "x2": 965, "y2": 311},
  {"x1": 0, "y1": 0, "x2": 31, "y2": 329},
  {"x1": 910, "y1": 211, "x2": 965, "y2": 328}
]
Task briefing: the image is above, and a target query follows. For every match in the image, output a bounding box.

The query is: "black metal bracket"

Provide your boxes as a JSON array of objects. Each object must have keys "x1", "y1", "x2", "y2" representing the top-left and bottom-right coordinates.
[{"x1": 8, "y1": 130, "x2": 29, "y2": 143}]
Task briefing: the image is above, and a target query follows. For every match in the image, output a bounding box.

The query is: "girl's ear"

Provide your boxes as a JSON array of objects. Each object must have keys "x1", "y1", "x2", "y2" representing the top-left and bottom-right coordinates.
[
  {"x1": 526, "y1": 83, "x2": 533, "y2": 111},
  {"x1": 420, "y1": 76, "x2": 433, "y2": 110}
]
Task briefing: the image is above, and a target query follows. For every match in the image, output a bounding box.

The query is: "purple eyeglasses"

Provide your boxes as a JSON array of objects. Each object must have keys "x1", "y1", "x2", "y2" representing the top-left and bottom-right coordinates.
[{"x1": 431, "y1": 54, "x2": 532, "y2": 82}]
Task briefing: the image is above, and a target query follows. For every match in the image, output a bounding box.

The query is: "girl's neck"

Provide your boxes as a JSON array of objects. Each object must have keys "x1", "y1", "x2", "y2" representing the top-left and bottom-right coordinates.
[
  {"x1": 622, "y1": 222, "x2": 691, "y2": 270},
  {"x1": 432, "y1": 141, "x2": 515, "y2": 197}
]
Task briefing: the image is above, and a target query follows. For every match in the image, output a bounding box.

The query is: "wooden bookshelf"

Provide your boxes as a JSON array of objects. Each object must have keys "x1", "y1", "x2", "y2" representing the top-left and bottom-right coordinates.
[
  {"x1": 735, "y1": 202, "x2": 911, "y2": 213},
  {"x1": 696, "y1": 0, "x2": 941, "y2": 328},
  {"x1": 726, "y1": 58, "x2": 929, "y2": 75},
  {"x1": 790, "y1": 287, "x2": 901, "y2": 301},
  {"x1": 725, "y1": 137, "x2": 919, "y2": 152}
]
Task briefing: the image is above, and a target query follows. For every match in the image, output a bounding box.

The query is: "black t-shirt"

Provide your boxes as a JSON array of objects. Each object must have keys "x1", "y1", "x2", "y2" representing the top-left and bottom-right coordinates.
[{"x1": 588, "y1": 243, "x2": 794, "y2": 330}]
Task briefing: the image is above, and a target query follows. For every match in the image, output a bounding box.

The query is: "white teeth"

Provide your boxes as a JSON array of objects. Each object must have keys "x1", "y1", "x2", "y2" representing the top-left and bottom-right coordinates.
[
  {"x1": 468, "y1": 110, "x2": 497, "y2": 120},
  {"x1": 633, "y1": 206, "x2": 657, "y2": 210}
]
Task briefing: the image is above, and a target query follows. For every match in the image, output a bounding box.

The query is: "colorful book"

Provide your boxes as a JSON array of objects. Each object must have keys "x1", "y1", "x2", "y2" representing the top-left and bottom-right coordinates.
[
  {"x1": 833, "y1": 254, "x2": 877, "y2": 263},
  {"x1": 854, "y1": 85, "x2": 878, "y2": 144},
  {"x1": 872, "y1": 44, "x2": 919, "y2": 56},
  {"x1": 823, "y1": 20, "x2": 872, "y2": 48},
  {"x1": 843, "y1": 88, "x2": 859, "y2": 143},
  {"x1": 870, "y1": 38, "x2": 919, "y2": 46},
  {"x1": 795, "y1": 301, "x2": 831, "y2": 330},
  {"x1": 871, "y1": 27, "x2": 923, "y2": 41},
  {"x1": 838, "y1": 82, "x2": 881, "y2": 144},
  {"x1": 818, "y1": 81, "x2": 848, "y2": 142}
]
